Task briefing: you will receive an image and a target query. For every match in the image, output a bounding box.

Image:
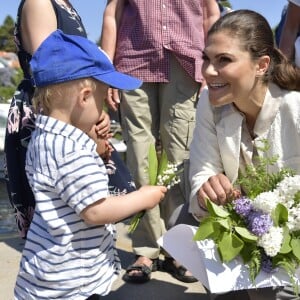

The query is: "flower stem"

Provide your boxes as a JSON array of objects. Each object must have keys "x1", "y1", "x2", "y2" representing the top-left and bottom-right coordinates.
[{"x1": 128, "y1": 210, "x2": 145, "y2": 233}]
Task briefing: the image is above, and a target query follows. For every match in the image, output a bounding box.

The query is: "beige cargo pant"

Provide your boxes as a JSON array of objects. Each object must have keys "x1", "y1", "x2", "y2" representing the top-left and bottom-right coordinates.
[{"x1": 120, "y1": 55, "x2": 201, "y2": 259}]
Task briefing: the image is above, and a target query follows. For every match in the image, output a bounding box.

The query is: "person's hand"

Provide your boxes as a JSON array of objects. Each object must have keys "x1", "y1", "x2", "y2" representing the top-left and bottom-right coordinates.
[
  {"x1": 95, "y1": 111, "x2": 111, "y2": 139},
  {"x1": 100, "y1": 140, "x2": 114, "y2": 161},
  {"x1": 139, "y1": 185, "x2": 167, "y2": 209},
  {"x1": 197, "y1": 173, "x2": 237, "y2": 209},
  {"x1": 87, "y1": 124, "x2": 113, "y2": 158},
  {"x1": 105, "y1": 87, "x2": 120, "y2": 111}
]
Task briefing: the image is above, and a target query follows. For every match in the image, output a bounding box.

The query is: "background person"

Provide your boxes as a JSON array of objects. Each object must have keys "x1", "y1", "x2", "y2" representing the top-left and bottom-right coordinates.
[
  {"x1": 279, "y1": 0, "x2": 300, "y2": 66},
  {"x1": 5, "y1": 0, "x2": 135, "y2": 239},
  {"x1": 100, "y1": 0, "x2": 220, "y2": 284},
  {"x1": 5, "y1": 0, "x2": 89, "y2": 238}
]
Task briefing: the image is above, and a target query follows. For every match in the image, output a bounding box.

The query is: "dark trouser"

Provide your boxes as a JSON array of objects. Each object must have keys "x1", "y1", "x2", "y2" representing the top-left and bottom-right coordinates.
[{"x1": 86, "y1": 294, "x2": 101, "y2": 300}]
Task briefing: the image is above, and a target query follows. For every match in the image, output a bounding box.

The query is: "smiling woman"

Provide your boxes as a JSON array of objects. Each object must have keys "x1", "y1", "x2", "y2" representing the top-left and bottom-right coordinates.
[
  {"x1": 201, "y1": 31, "x2": 268, "y2": 112},
  {"x1": 184, "y1": 9, "x2": 300, "y2": 300}
]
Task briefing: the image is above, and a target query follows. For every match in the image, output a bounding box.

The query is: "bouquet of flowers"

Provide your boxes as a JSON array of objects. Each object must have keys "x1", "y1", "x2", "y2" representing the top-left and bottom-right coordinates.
[
  {"x1": 128, "y1": 143, "x2": 182, "y2": 233},
  {"x1": 193, "y1": 140, "x2": 300, "y2": 293}
]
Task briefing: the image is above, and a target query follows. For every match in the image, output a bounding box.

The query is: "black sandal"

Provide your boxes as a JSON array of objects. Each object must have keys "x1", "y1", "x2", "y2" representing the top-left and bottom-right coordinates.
[
  {"x1": 123, "y1": 257, "x2": 159, "y2": 283},
  {"x1": 162, "y1": 257, "x2": 198, "y2": 283}
]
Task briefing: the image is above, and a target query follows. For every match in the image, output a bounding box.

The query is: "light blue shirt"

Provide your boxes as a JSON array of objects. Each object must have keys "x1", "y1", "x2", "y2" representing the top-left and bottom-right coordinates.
[{"x1": 15, "y1": 115, "x2": 121, "y2": 299}]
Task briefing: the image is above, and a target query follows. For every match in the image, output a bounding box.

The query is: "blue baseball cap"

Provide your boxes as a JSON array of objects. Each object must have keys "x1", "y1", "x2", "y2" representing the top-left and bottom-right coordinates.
[{"x1": 30, "y1": 30, "x2": 142, "y2": 89}]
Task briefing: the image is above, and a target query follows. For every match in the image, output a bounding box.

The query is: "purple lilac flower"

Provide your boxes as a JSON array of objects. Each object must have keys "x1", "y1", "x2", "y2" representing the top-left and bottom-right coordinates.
[
  {"x1": 247, "y1": 211, "x2": 273, "y2": 236},
  {"x1": 233, "y1": 197, "x2": 253, "y2": 217},
  {"x1": 261, "y1": 253, "x2": 278, "y2": 273}
]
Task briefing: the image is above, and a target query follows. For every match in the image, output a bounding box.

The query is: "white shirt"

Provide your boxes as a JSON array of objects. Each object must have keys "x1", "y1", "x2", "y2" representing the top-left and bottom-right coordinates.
[
  {"x1": 15, "y1": 116, "x2": 121, "y2": 299},
  {"x1": 189, "y1": 84, "x2": 300, "y2": 218}
]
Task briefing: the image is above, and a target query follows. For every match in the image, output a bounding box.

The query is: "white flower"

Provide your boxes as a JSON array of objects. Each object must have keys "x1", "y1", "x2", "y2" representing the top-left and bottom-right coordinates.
[
  {"x1": 156, "y1": 162, "x2": 181, "y2": 189},
  {"x1": 258, "y1": 226, "x2": 283, "y2": 257},
  {"x1": 276, "y1": 175, "x2": 300, "y2": 208},
  {"x1": 287, "y1": 204, "x2": 300, "y2": 231},
  {"x1": 252, "y1": 191, "x2": 280, "y2": 214}
]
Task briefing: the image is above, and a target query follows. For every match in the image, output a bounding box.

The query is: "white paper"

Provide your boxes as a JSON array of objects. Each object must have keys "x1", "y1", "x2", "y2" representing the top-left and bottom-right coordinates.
[{"x1": 158, "y1": 224, "x2": 298, "y2": 294}]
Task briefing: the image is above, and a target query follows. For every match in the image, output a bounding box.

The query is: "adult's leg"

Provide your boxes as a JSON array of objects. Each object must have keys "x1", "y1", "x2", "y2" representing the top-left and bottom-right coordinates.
[
  {"x1": 159, "y1": 54, "x2": 200, "y2": 226},
  {"x1": 120, "y1": 84, "x2": 162, "y2": 261},
  {"x1": 4, "y1": 80, "x2": 35, "y2": 239},
  {"x1": 158, "y1": 55, "x2": 200, "y2": 282}
]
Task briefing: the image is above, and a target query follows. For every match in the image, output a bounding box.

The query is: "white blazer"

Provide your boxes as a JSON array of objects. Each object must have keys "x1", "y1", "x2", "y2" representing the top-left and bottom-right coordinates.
[{"x1": 189, "y1": 83, "x2": 300, "y2": 217}]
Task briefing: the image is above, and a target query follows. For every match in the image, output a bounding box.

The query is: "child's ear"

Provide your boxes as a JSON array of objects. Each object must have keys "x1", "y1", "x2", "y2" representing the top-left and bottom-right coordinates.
[{"x1": 79, "y1": 87, "x2": 93, "y2": 106}]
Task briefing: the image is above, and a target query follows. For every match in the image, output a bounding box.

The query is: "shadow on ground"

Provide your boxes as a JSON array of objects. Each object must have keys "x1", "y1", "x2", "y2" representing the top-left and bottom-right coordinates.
[
  {"x1": 102, "y1": 279, "x2": 209, "y2": 300},
  {"x1": 3, "y1": 236, "x2": 24, "y2": 252},
  {"x1": 102, "y1": 248, "x2": 210, "y2": 300}
]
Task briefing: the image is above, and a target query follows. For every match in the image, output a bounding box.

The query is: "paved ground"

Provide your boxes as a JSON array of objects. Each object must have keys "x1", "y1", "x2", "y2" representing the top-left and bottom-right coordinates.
[{"x1": 0, "y1": 222, "x2": 211, "y2": 300}]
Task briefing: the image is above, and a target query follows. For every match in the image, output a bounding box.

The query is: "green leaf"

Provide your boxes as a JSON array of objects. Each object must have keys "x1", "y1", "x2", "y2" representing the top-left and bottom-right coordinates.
[
  {"x1": 147, "y1": 143, "x2": 158, "y2": 185},
  {"x1": 291, "y1": 238, "x2": 300, "y2": 260},
  {"x1": 206, "y1": 199, "x2": 230, "y2": 218},
  {"x1": 294, "y1": 191, "x2": 300, "y2": 206},
  {"x1": 218, "y1": 232, "x2": 244, "y2": 262},
  {"x1": 272, "y1": 203, "x2": 288, "y2": 226},
  {"x1": 247, "y1": 249, "x2": 262, "y2": 283},
  {"x1": 240, "y1": 243, "x2": 257, "y2": 263},
  {"x1": 157, "y1": 149, "x2": 168, "y2": 179},
  {"x1": 235, "y1": 226, "x2": 258, "y2": 243},
  {"x1": 217, "y1": 218, "x2": 231, "y2": 230},
  {"x1": 280, "y1": 226, "x2": 292, "y2": 254},
  {"x1": 193, "y1": 218, "x2": 217, "y2": 241},
  {"x1": 276, "y1": 259, "x2": 299, "y2": 299}
]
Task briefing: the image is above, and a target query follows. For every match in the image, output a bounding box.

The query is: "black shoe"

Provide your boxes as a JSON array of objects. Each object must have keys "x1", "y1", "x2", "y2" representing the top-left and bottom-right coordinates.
[
  {"x1": 162, "y1": 257, "x2": 198, "y2": 283},
  {"x1": 123, "y1": 256, "x2": 159, "y2": 284}
]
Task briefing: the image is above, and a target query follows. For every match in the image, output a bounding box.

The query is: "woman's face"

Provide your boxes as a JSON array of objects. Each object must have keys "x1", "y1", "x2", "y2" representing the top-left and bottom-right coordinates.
[{"x1": 202, "y1": 31, "x2": 262, "y2": 108}]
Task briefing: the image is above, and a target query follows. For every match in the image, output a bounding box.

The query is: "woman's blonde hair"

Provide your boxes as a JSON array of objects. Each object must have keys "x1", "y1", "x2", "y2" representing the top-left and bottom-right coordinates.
[{"x1": 33, "y1": 78, "x2": 97, "y2": 114}]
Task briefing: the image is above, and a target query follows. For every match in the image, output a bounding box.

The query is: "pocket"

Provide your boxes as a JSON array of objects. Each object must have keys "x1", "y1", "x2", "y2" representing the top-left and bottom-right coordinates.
[{"x1": 170, "y1": 105, "x2": 196, "y2": 150}]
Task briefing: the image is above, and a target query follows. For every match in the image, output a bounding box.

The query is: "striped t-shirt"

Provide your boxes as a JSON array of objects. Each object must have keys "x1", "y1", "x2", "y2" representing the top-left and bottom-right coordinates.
[{"x1": 14, "y1": 115, "x2": 121, "y2": 299}]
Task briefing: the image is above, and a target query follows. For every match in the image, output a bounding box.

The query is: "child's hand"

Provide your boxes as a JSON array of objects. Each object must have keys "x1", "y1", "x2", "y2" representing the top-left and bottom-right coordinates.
[
  {"x1": 87, "y1": 124, "x2": 99, "y2": 143},
  {"x1": 100, "y1": 140, "x2": 114, "y2": 161},
  {"x1": 139, "y1": 185, "x2": 167, "y2": 209},
  {"x1": 87, "y1": 125, "x2": 113, "y2": 158},
  {"x1": 127, "y1": 185, "x2": 167, "y2": 233},
  {"x1": 95, "y1": 111, "x2": 111, "y2": 139}
]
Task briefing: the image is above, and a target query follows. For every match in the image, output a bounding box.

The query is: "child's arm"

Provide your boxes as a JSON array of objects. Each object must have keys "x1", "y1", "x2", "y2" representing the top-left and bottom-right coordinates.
[{"x1": 80, "y1": 185, "x2": 167, "y2": 225}]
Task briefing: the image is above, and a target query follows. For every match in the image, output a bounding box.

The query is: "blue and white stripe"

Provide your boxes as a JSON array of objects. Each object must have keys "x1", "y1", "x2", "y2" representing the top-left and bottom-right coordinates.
[{"x1": 14, "y1": 115, "x2": 121, "y2": 299}]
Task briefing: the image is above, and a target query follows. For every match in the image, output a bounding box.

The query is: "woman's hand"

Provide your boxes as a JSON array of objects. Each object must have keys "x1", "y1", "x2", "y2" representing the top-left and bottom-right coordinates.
[{"x1": 197, "y1": 173, "x2": 238, "y2": 209}]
